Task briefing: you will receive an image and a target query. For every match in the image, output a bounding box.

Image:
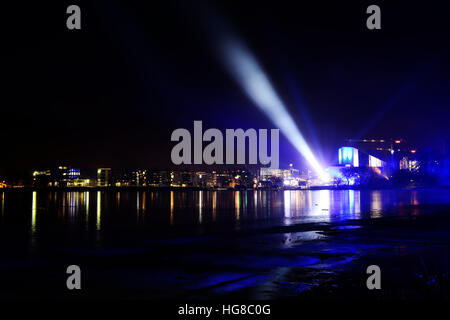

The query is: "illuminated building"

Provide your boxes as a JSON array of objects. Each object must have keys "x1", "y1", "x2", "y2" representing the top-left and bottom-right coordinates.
[
  {"x1": 331, "y1": 145, "x2": 393, "y2": 186},
  {"x1": 169, "y1": 171, "x2": 181, "y2": 187},
  {"x1": 55, "y1": 166, "x2": 80, "y2": 187},
  {"x1": 32, "y1": 166, "x2": 81, "y2": 187},
  {"x1": 33, "y1": 170, "x2": 52, "y2": 187},
  {"x1": 67, "y1": 168, "x2": 81, "y2": 179},
  {"x1": 145, "y1": 171, "x2": 171, "y2": 187},
  {"x1": 112, "y1": 169, "x2": 146, "y2": 187},
  {"x1": 194, "y1": 172, "x2": 212, "y2": 188},
  {"x1": 70, "y1": 178, "x2": 92, "y2": 187},
  {"x1": 178, "y1": 172, "x2": 194, "y2": 187},
  {"x1": 400, "y1": 157, "x2": 409, "y2": 170},
  {"x1": 114, "y1": 170, "x2": 134, "y2": 187},
  {"x1": 63, "y1": 168, "x2": 81, "y2": 186},
  {"x1": 409, "y1": 160, "x2": 420, "y2": 172},
  {"x1": 345, "y1": 138, "x2": 418, "y2": 172},
  {"x1": 338, "y1": 147, "x2": 359, "y2": 167},
  {"x1": 338, "y1": 147, "x2": 385, "y2": 168},
  {"x1": 135, "y1": 170, "x2": 147, "y2": 186},
  {"x1": 368, "y1": 155, "x2": 383, "y2": 168},
  {"x1": 260, "y1": 168, "x2": 283, "y2": 180},
  {"x1": 213, "y1": 172, "x2": 233, "y2": 188},
  {"x1": 158, "y1": 171, "x2": 171, "y2": 187},
  {"x1": 167, "y1": 171, "x2": 200, "y2": 187},
  {"x1": 259, "y1": 166, "x2": 307, "y2": 188},
  {"x1": 97, "y1": 168, "x2": 111, "y2": 187},
  {"x1": 147, "y1": 171, "x2": 163, "y2": 186},
  {"x1": 399, "y1": 155, "x2": 420, "y2": 173},
  {"x1": 231, "y1": 169, "x2": 255, "y2": 188}
]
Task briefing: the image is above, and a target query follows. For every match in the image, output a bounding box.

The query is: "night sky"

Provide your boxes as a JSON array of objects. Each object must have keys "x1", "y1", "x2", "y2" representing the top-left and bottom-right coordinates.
[{"x1": 2, "y1": 1, "x2": 450, "y2": 177}]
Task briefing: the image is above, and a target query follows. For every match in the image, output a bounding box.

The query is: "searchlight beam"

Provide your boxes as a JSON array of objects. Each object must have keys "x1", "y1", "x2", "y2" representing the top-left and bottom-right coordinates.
[{"x1": 220, "y1": 37, "x2": 328, "y2": 181}]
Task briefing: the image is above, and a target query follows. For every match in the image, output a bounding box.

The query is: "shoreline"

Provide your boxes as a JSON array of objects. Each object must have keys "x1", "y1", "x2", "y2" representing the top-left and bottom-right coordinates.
[{"x1": 1, "y1": 185, "x2": 449, "y2": 192}]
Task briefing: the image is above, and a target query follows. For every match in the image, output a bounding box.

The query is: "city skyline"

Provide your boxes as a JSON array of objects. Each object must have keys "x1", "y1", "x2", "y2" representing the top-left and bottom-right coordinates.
[
  {"x1": 3, "y1": 0, "x2": 450, "y2": 304},
  {"x1": 3, "y1": 1, "x2": 450, "y2": 175},
  {"x1": 0, "y1": 136, "x2": 445, "y2": 189}
]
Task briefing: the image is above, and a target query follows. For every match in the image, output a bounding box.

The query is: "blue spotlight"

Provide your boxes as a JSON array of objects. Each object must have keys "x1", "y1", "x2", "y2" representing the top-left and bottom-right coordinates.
[{"x1": 219, "y1": 37, "x2": 328, "y2": 181}]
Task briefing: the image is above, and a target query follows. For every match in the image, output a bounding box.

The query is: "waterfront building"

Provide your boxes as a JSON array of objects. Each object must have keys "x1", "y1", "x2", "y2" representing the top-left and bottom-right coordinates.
[{"x1": 97, "y1": 168, "x2": 112, "y2": 187}]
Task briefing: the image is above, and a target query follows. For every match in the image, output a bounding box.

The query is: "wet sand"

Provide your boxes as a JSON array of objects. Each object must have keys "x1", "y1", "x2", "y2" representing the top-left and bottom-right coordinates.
[
  {"x1": 222, "y1": 204, "x2": 450, "y2": 300},
  {"x1": 2, "y1": 203, "x2": 450, "y2": 299}
]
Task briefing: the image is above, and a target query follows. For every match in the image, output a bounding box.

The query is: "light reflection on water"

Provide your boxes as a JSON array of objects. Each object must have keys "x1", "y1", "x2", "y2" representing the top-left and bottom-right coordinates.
[
  {"x1": 2, "y1": 188, "x2": 450, "y2": 233},
  {"x1": 199, "y1": 190, "x2": 203, "y2": 224},
  {"x1": 96, "y1": 191, "x2": 101, "y2": 231},
  {"x1": 170, "y1": 191, "x2": 174, "y2": 225},
  {"x1": 31, "y1": 191, "x2": 37, "y2": 234},
  {"x1": 1, "y1": 192, "x2": 5, "y2": 216},
  {"x1": 370, "y1": 191, "x2": 382, "y2": 218},
  {"x1": 234, "y1": 191, "x2": 240, "y2": 221},
  {"x1": 212, "y1": 191, "x2": 217, "y2": 221},
  {"x1": 85, "y1": 191, "x2": 89, "y2": 230}
]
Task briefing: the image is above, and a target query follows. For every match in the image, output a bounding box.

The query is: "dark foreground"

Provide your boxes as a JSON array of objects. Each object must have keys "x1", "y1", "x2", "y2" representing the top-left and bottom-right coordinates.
[
  {"x1": 1, "y1": 189, "x2": 450, "y2": 299},
  {"x1": 2, "y1": 208, "x2": 450, "y2": 300}
]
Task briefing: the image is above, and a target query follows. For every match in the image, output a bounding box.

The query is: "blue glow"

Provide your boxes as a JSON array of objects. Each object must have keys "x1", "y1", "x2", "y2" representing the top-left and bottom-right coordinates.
[
  {"x1": 327, "y1": 167, "x2": 344, "y2": 181},
  {"x1": 339, "y1": 147, "x2": 356, "y2": 166},
  {"x1": 219, "y1": 37, "x2": 328, "y2": 181},
  {"x1": 343, "y1": 147, "x2": 353, "y2": 162}
]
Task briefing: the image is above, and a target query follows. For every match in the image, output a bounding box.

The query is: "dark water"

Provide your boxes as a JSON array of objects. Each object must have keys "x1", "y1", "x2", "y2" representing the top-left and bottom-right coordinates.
[
  {"x1": 1, "y1": 188, "x2": 450, "y2": 299},
  {"x1": 1, "y1": 189, "x2": 450, "y2": 234}
]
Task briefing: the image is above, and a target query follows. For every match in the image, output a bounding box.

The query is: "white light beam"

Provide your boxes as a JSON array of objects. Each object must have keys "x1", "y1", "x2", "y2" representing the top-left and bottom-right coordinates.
[{"x1": 220, "y1": 37, "x2": 328, "y2": 181}]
